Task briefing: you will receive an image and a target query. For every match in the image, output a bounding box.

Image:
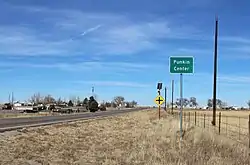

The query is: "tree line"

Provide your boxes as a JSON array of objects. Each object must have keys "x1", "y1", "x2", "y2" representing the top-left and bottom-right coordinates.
[
  {"x1": 174, "y1": 97, "x2": 250, "y2": 109},
  {"x1": 28, "y1": 93, "x2": 137, "y2": 108},
  {"x1": 174, "y1": 97, "x2": 228, "y2": 108},
  {"x1": 174, "y1": 97, "x2": 198, "y2": 107}
]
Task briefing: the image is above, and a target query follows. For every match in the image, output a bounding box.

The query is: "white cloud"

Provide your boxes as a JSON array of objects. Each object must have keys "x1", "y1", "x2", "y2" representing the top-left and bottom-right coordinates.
[
  {"x1": 0, "y1": 26, "x2": 73, "y2": 56},
  {"x1": 3, "y1": 4, "x2": 250, "y2": 59},
  {"x1": 0, "y1": 5, "x2": 203, "y2": 57},
  {"x1": 220, "y1": 36, "x2": 250, "y2": 44},
  {"x1": 192, "y1": 72, "x2": 250, "y2": 86},
  {"x1": 227, "y1": 46, "x2": 250, "y2": 54},
  {"x1": 0, "y1": 61, "x2": 151, "y2": 73},
  {"x1": 74, "y1": 80, "x2": 150, "y2": 88},
  {"x1": 218, "y1": 75, "x2": 250, "y2": 84},
  {"x1": 177, "y1": 48, "x2": 211, "y2": 55}
]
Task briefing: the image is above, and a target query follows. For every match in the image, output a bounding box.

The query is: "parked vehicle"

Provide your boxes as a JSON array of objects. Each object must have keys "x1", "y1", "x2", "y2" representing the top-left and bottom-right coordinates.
[{"x1": 2, "y1": 103, "x2": 12, "y2": 110}]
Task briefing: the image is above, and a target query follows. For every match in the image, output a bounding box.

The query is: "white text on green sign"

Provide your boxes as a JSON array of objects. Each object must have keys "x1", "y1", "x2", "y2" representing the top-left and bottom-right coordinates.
[{"x1": 170, "y1": 56, "x2": 194, "y2": 74}]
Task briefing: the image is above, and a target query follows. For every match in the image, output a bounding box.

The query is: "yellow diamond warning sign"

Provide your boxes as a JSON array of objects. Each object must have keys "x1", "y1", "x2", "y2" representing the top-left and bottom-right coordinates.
[{"x1": 154, "y1": 95, "x2": 165, "y2": 106}]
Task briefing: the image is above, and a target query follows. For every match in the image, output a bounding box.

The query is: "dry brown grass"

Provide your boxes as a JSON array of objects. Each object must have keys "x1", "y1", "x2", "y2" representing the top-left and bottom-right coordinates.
[
  {"x1": 172, "y1": 109, "x2": 250, "y2": 129},
  {"x1": 0, "y1": 112, "x2": 62, "y2": 118},
  {"x1": 173, "y1": 109, "x2": 250, "y2": 117},
  {"x1": 0, "y1": 108, "x2": 115, "y2": 118},
  {"x1": 0, "y1": 112, "x2": 51, "y2": 118},
  {"x1": 0, "y1": 109, "x2": 249, "y2": 165},
  {"x1": 172, "y1": 109, "x2": 250, "y2": 144}
]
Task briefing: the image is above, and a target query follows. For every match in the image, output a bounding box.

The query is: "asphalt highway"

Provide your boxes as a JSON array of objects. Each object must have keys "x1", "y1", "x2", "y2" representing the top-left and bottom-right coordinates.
[{"x1": 0, "y1": 107, "x2": 149, "y2": 132}]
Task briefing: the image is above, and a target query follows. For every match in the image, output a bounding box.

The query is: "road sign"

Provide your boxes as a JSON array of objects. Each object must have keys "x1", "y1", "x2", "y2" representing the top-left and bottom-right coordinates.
[
  {"x1": 169, "y1": 56, "x2": 194, "y2": 74},
  {"x1": 154, "y1": 95, "x2": 165, "y2": 106}
]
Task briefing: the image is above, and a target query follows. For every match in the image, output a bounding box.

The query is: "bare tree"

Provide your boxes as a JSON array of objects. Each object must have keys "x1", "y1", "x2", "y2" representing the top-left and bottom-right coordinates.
[
  {"x1": 189, "y1": 97, "x2": 198, "y2": 107},
  {"x1": 183, "y1": 98, "x2": 190, "y2": 107},
  {"x1": 69, "y1": 96, "x2": 78, "y2": 105},
  {"x1": 57, "y1": 97, "x2": 63, "y2": 105},
  {"x1": 105, "y1": 102, "x2": 112, "y2": 107},
  {"x1": 207, "y1": 98, "x2": 223, "y2": 108},
  {"x1": 111, "y1": 101, "x2": 117, "y2": 108},
  {"x1": 207, "y1": 99, "x2": 212, "y2": 107},
  {"x1": 83, "y1": 98, "x2": 89, "y2": 105},
  {"x1": 124, "y1": 100, "x2": 138, "y2": 108},
  {"x1": 125, "y1": 101, "x2": 131, "y2": 108},
  {"x1": 176, "y1": 98, "x2": 189, "y2": 107},
  {"x1": 131, "y1": 100, "x2": 138, "y2": 107},
  {"x1": 221, "y1": 101, "x2": 227, "y2": 108},
  {"x1": 176, "y1": 98, "x2": 181, "y2": 107},
  {"x1": 43, "y1": 95, "x2": 56, "y2": 104},
  {"x1": 247, "y1": 100, "x2": 250, "y2": 109},
  {"x1": 216, "y1": 99, "x2": 223, "y2": 108},
  {"x1": 29, "y1": 93, "x2": 43, "y2": 105},
  {"x1": 76, "y1": 96, "x2": 81, "y2": 106},
  {"x1": 113, "y1": 96, "x2": 125, "y2": 106}
]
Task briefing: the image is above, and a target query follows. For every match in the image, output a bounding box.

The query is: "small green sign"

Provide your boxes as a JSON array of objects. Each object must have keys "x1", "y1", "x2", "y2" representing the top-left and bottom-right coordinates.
[{"x1": 169, "y1": 56, "x2": 194, "y2": 74}]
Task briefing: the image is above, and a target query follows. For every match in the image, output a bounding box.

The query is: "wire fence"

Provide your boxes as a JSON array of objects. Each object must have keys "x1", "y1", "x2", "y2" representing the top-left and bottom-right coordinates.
[{"x1": 170, "y1": 111, "x2": 250, "y2": 147}]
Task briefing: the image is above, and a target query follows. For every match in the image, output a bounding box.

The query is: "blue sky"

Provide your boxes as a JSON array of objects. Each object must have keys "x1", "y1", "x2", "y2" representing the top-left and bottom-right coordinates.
[{"x1": 1, "y1": 0, "x2": 250, "y2": 106}]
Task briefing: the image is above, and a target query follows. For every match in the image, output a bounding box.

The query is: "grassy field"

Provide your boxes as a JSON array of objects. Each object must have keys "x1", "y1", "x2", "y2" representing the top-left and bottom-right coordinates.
[
  {"x1": 171, "y1": 109, "x2": 250, "y2": 127},
  {"x1": 171, "y1": 109, "x2": 250, "y2": 116},
  {"x1": 0, "y1": 109, "x2": 249, "y2": 165},
  {"x1": 169, "y1": 109, "x2": 250, "y2": 144}
]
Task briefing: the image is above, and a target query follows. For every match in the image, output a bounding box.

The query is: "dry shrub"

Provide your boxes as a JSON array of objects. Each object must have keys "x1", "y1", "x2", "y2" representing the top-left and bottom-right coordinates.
[{"x1": 0, "y1": 110, "x2": 249, "y2": 165}]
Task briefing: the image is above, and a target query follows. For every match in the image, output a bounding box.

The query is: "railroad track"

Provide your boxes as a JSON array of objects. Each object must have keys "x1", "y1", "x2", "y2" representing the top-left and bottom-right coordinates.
[{"x1": 0, "y1": 107, "x2": 149, "y2": 132}]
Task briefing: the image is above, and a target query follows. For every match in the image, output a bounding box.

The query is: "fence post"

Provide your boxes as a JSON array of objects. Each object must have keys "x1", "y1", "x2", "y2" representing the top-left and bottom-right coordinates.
[
  {"x1": 226, "y1": 116, "x2": 228, "y2": 136},
  {"x1": 184, "y1": 112, "x2": 185, "y2": 122},
  {"x1": 248, "y1": 114, "x2": 250, "y2": 149},
  {"x1": 188, "y1": 112, "x2": 190, "y2": 123},
  {"x1": 204, "y1": 114, "x2": 206, "y2": 128},
  {"x1": 219, "y1": 112, "x2": 221, "y2": 135},
  {"x1": 239, "y1": 117, "x2": 241, "y2": 140},
  {"x1": 195, "y1": 111, "x2": 196, "y2": 126}
]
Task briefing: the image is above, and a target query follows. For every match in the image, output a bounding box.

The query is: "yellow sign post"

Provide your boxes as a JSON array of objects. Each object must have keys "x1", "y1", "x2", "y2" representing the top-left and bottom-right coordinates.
[{"x1": 154, "y1": 95, "x2": 165, "y2": 119}]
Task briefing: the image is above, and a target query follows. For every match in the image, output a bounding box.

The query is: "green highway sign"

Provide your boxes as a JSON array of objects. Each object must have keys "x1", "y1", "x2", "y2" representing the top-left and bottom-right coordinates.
[{"x1": 169, "y1": 56, "x2": 194, "y2": 74}]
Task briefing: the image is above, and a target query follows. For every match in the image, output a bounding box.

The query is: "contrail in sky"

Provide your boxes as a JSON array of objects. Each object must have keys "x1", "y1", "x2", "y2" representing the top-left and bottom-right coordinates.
[
  {"x1": 81, "y1": 24, "x2": 102, "y2": 36},
  {"x1": 68, "y1": 24, "x2": 102, "y2": 41}
]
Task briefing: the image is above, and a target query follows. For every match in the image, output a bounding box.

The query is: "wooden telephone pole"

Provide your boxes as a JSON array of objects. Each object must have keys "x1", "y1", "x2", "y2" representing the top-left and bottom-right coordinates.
[{"x1": 212, "y1": 16, "x2": 218, "y2": 126}]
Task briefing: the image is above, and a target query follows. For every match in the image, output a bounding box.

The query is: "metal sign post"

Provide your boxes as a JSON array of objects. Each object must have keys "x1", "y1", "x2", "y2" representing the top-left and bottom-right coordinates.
[
  {"x1": 164, "y1": 87, "x2": 167, "y2": 111},
  {"x1": 180, "y1": 73, "x2": 183, "y2": 140},
  {"x1": 158, "y1": 90, "x2": 161, "y2": 119},
  {"x1": 171, "y1": 80, "x2": 174, "y2": 114},
  {"x1": 154, "y1": 94, "x2": 164, "y2": 119},
  {"x1": 154, "y1": 83, "x2": 165, "y2": 120},
  {"x1": 169, "y1": 56, "x2": 194, "y2": 141}
]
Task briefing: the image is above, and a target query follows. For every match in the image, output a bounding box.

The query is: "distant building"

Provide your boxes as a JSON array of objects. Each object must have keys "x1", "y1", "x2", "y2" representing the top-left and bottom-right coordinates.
[{"x1": 13, "y1": 102, "x2": 22, "y2": 107}]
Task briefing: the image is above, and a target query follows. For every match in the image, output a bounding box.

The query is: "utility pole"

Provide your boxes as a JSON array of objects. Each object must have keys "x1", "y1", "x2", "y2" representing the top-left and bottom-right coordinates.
[
  {"x1": 212, "y1": 16, "x2": 218, "y2": 126},
  {"x1": 11, "y1": 92, "x2": 14, "y2": 105},
  {"x1": 164, "y1": 87, "x2": 167, "y2": 111},
  {"x1": 171, "y1": 80, "x2": 174, "y2": 114},
  {"x1": 8, "y1": 93, "x2": 10, "y2": 104},
  {"x1": 91, "y1": 87, "x2": 94, "y2": 95}
]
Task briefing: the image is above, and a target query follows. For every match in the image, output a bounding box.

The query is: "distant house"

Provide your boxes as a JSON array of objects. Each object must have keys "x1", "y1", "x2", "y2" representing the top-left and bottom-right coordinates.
[
  {"x1": 13, "y1": 101, "x2": 34, "y2": 111},
  {"x1": 13, "y1": 102, "x2": 22, "y2": 107}
]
